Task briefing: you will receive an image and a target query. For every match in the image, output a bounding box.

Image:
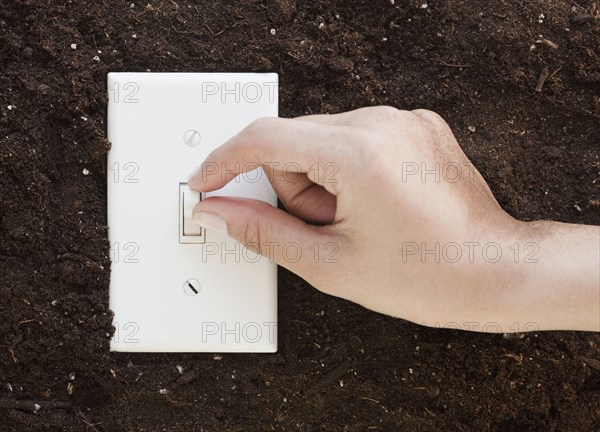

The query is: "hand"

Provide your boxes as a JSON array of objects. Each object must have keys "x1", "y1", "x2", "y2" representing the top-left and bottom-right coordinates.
[{"x1": 187, "y1": 107, "x2": 600, "y2": 333}]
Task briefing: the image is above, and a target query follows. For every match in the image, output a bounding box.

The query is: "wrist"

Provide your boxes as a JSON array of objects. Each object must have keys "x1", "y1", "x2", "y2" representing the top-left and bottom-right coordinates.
[{"x1": 485, "y1": 219, "x2": 600, "y2": 332}]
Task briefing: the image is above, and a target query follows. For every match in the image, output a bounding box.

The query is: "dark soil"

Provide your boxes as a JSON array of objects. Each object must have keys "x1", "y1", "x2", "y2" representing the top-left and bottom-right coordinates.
[{"x1": 1, "y1": 0, "x2": 600, "y2": 431}]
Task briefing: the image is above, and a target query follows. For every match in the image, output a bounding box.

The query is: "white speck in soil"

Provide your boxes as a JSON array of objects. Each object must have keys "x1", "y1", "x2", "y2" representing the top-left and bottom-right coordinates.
[
  {"x1": 319, "y1": 22, "x2": 325, "y2": 29},
  {"x1": 82, "y1": 168, "x2": 90, "y2": 175},
  {"x1": 574, "y1": 204, "x2": 582, "y2": 212},
  {"x1": 7, "y1": 105, "x2": 15, "y2": 110},
  {"x1": 92, "y1": 55, "x2": 100, "y2": 62},
  {"x1": 468, "y1": 125, "x2": 476, "y2": 132},
  {"x1": 159, "y1": 389, "x2": 169, "y2": 395},
  {"x1": 270, "y1": 28, "x2": 276, "y2": 35},
  {"x1": 176, "y1": 365, "x2": 184, "y2": 374},
  {"x1": 70, "y1": 43, "x2": 77, "y2": 49}
]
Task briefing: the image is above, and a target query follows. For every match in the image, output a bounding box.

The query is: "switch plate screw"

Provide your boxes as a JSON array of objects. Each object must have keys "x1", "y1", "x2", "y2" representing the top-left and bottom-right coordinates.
[
  {"x1": 183, "y1": 279, "x2": 201, "y2": 296},
  {"x1": 183, "y1": 129, "x2": 201, "y2": 147}
]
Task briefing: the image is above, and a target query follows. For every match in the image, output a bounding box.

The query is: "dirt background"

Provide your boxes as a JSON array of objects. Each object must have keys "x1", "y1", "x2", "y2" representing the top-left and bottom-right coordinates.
[{"x1": 1, "y1": 0, "x2": 600, "y2": 431}]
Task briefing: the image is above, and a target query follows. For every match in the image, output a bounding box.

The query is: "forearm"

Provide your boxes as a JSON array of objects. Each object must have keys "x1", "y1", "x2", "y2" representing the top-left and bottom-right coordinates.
[{"x1": 498, "y1": 221, "x2": 600, "y2": 332}]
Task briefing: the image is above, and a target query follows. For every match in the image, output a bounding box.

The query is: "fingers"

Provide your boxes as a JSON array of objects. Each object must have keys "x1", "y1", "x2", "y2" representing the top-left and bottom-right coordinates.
[
  {"x1": 192, "y1": 196, "x2": 338, "y2": 275},
  {"x1": 268, "y1": 171, "x2": 337, "y2": 224},
  {"x1": 187, "y1": 117, "x2": 357, "y2": 195}
]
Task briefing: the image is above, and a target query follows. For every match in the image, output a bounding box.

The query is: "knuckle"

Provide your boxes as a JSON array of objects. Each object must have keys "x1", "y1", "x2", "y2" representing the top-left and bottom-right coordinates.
[
  {"x1": 364, "y1": 105, "x2": 402, "y2": 122},
  {"x1": 238, "y1": 220, "x2": 263, "y2": 253},
  {"x1": 410, "y1": 109, "x2": 449, "y2": 130},
  {"x1": 241, "y1": 117, "x2": 276, "y2": 139}
]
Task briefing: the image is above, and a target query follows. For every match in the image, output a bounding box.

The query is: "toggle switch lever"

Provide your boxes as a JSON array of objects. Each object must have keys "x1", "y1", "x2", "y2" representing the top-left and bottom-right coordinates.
[{"x1": 179, "y1": 183, "x2": 204, "y2": 243}]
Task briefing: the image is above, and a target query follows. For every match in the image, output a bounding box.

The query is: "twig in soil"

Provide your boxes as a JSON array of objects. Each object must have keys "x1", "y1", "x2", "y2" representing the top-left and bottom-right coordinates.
[
  {"x1": 203, "y1": 22, "x2": 227, "y2": 36},
  {"x1": 8, "y1": 347, "x2": 18, "y2": 363},
  {"x1": 547, "y1": 67, "x2": 562, "y2": 81},
  {"x1": 3, "y1": 143, "x2": 18, "y2": 155},
  {"x1": 76, "y1": 408, "x2": 104, "y2": 432},
  {"x1": 580, "y1": 356, "x2": 600, "y2": 371},
  {"x1": 17, "y1": 319, "x2": 36, "y2": 327},
  {"x1": 438, "y1": 62, "x2": 472, "y2": 68},
  {"x1": 0, "y1": 398, "x2": 71, "y2": 411},
  {"x1": 57, "y1": 252, "x2": 104, "y2": 272},
  {"x1": 538, "y1": 36, "x2": 559, "y2": 49},
  {"x1": 535, "y1": 66, "x2": 551, "y2": 93},
  {"x1": 302, "y1": 360, "x2": 352, "y2": 397}
]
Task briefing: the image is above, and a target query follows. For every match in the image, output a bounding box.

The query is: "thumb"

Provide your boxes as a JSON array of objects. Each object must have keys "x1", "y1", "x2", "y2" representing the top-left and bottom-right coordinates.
[{"x1": 192, "y1": 196, "x2": 336, "y2": 275}]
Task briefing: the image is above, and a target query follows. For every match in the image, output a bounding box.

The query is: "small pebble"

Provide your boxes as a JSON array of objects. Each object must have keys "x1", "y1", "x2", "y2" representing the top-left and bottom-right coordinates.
[
  {"x1": 92, "y1": 55, "x2": 100, "y2": 62},
  {"x1": 70, "y1": 43, "x2": 77, "y2": 50},
  {"x1": 574, "y1": 204, "x2": 582, "y2": 212},
  {"x1": 270, "y1": 28, "x2": 276, "y2": 35},
  {"x1": 83, "y1": 168, "x2": 90, "y2": 175},
  {"x1": 319, "y1": 22, "x2": 325, "y2": 29}
]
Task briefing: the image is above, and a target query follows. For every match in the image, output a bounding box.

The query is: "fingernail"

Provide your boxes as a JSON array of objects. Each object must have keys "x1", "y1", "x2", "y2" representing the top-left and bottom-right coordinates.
[
  {"x1": 187, "y1": 165, "x2": 202, "y2": 187},
  {"x1": 193, "y1": 211, "x2": 228, "y2": 234}
]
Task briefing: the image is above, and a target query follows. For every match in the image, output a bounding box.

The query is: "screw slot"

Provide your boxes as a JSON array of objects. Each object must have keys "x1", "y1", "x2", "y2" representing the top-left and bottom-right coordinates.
[
  {"x1": 183, "y1": 129, "x2": 201, "y2": 147},
  {"x1": 183, "y1": 279, "x2": 201, "y2": 296}
]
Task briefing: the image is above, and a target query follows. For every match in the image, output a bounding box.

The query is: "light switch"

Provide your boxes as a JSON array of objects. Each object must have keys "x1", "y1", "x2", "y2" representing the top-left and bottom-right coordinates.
[
  {"x1": 179, "y1": 183, "x2": 204, "y2": 242},
  {"x1": 107, "y1": 72, "x2": 278, "y2": 353}
]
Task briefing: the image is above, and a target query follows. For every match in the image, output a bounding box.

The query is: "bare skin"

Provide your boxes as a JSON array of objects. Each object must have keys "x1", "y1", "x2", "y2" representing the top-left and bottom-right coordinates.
[{"x1": 187, "y1": 106, "x2": 600, "y2": 333}]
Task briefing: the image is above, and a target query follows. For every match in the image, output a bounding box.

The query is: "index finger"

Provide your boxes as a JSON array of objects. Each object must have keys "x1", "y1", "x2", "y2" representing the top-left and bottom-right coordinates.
[{"x1": 187, "y1": 117, "x2": 357, "y2": 193}]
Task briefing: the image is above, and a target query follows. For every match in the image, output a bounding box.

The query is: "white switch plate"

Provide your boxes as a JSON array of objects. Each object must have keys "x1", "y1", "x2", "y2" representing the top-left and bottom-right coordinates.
[{"x1": 107, "y1": 72, "x2": 278, "y2": 352}]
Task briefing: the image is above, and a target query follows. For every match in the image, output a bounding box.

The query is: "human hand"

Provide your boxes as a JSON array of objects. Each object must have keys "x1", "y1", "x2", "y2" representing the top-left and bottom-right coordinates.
[{"x1": 187, "y1": 107, "x2": 600, "y2": 332}]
